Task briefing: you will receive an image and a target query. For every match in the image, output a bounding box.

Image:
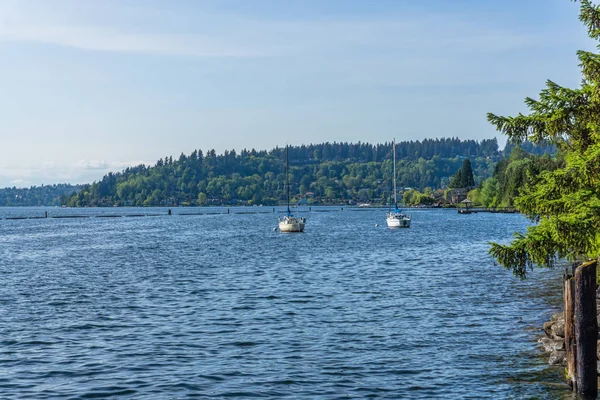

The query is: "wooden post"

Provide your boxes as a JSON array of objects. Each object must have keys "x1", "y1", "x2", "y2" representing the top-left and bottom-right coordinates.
[
  {"x1": 564, "y1": 274, "x2": 576, "y2": 389},
  {"x1": 574, "y1": 260, "x2": 598, "y2": 397}
]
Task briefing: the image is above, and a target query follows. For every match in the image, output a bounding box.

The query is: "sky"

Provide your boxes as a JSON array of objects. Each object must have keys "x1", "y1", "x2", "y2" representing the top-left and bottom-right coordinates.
[{"x1": 0, "y1": 0, "x2": 594, "y2": 187}]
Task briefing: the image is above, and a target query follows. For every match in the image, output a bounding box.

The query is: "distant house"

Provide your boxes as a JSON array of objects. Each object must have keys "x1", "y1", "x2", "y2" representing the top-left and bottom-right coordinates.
[
  {"x1": 449, "y1": 188, "x2": 469, "y2": 204},
  {"x1": 432, "y1": 190, "x2": 446, "y2": 207}
]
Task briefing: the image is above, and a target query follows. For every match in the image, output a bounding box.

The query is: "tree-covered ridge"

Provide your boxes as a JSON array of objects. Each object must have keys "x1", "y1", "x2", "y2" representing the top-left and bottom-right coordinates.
[
  {"x1": 61, "y1": 138, "x2": 501, "y2": 207},
  {"x1": 0, "y1": 184, "x2": 83, "y2": 206}
]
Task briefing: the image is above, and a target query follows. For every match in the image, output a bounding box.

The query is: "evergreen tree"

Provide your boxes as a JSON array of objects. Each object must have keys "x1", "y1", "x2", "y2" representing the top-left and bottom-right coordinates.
[
  {"x1": 460, "y1": 159, "x2": 475, "y2": 187},
  {"x1": 448, "y1": 158, "x2": 474, "y2": 188},
  {"x1": 487, "y1": 0, "x2": 600, "y2": 278},
  {"x1": 449, "y1": 169, "x2": 462, "y2": 188}
]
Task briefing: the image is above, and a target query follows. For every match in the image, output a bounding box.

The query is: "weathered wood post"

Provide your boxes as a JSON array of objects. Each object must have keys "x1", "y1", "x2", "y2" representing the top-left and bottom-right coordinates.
[
  {"x1": 574, "y1": 260, "x2": 598, "y2": 397},
  {"x1": 564, "y1": 267, "x2": 576, "y2": 389}
]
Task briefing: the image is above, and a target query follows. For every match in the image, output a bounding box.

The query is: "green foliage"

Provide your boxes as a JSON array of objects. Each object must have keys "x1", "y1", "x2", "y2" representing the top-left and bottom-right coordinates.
[
  {"x1": 478, "y1": 149, "x2": 562, "y2": 209},
  {"x1": 414, "y1": 192, "x2": 436, "y2": 206},
  {"x1": 468, "y1": 187, "x2": 482, "y2": 205},
  {"x1": 480, "y1": 177, "x2": 499, "y2": 207},
  {"x1": 197, "y1": 192, "x2": 208, "y2": 206},
  {"x1": 487, "y1": 0, "x2": 600, "y2": 278},
  {"x1": 400, "y1": 188, "x2": 436, "y2": 206}
]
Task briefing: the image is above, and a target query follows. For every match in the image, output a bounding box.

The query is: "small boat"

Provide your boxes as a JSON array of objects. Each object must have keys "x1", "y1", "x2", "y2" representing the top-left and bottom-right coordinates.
[
  {"x1": 278, "y1": 145, "x2": 306, "y2": 233},
  {"x1": 386, "y1": 138, "x2": 411, "y2": 228},
  {"x1": 279, "y1": 213, "x2": 306, "y2": 232}
]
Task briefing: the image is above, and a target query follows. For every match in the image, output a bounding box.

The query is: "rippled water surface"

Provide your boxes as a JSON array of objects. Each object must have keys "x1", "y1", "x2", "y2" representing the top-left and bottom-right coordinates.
[{"x1": 0, "y1": 207, "x2": 570, "y2": 399}]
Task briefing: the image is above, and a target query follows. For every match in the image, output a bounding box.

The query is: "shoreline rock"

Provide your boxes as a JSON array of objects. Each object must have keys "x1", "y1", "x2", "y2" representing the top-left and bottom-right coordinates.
[
  {"x1": 539, "y1": 296, "x2": 600, "y2": 370},
  {"x1": 538, "y1": 314, "x2": 567, "y2": 366}
]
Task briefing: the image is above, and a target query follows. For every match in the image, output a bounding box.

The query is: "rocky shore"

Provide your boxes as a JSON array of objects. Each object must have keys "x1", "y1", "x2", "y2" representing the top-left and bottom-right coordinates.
[
  {"x1": 539, "y1": 312, "x2": 567, "y2": 365},
  {"x1": 539, "y1": 291, "x2": 600, "y2": 370}
]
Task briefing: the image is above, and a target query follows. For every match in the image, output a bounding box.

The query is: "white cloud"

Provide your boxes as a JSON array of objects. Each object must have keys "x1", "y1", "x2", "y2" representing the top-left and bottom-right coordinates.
[
  {"x1": 9, "y1": 178, "x2": 30, "y2": 187},
  {"x1": 0, "y1": 159, "x2": 153, "y2": 188},
  {"x1": 109, "y1": 160, "x2": 150, "y2": 169},
  {"x1": 76, "y1": 160, "x2": 108, "y2": 170}
]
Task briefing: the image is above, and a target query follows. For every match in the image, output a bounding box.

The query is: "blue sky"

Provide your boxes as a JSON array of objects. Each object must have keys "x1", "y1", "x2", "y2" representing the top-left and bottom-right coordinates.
[{"x1": 0, "y1": 0, "x2": 593, "y2": 187}]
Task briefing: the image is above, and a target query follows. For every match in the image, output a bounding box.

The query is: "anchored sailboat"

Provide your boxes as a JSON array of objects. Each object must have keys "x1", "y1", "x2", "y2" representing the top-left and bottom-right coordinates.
[
  {"x1": 278, "y1": 145, "x2": 306, "y2": 233},
  {"x1": 386, "y1": 139, "x2": 411, "y2": 228}
]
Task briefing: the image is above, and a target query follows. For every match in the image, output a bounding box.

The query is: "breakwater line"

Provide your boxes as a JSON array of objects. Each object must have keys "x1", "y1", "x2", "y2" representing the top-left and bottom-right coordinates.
[
  {"x1": 0, "y1": 206, "x2": 522, "y2": 222},
  {"x1": 0, "y1": 207, "x2": 365, "y2": 221}
]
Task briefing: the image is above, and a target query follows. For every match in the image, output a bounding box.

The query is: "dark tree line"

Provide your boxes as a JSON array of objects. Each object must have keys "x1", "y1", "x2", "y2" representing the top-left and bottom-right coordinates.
[
  {"x1": 502, "y1": 140, "x2": 556, "y2": 157},
  {"x1": 0, "y1": 184, "x2": 82, "y2": 206},
  {"x1": 275, "y1": 137, "x2": 499, "y2": 162}
]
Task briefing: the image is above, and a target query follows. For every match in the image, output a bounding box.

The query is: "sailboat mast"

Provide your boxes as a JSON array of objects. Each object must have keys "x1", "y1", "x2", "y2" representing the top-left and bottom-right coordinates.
[
  {"x1": 393, "y1": 139, "x2": 397, "y2": 208},
  {"x1": 286, "y1": 145, "x2": 290, "y2": 214}
]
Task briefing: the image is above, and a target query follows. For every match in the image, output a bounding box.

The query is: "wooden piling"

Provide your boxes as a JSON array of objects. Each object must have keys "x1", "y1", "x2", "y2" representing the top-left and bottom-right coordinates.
[
  {"x1": 574, "y1": 260, "x2": 598, "y2": 397},
  {"x1": 564, "y1": 273, "x2": 576, "y2": 388}
]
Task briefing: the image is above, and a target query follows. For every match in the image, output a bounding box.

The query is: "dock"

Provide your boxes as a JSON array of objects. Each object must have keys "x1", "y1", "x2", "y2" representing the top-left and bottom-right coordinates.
[{"x1": 457, "y1": 207, "x2": 517, "y2": 214}]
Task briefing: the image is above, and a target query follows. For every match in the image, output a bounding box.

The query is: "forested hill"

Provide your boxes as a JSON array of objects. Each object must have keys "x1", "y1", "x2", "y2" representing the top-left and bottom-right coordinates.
[
  {"x1": 0, "y1": 184, "x2": 82, "y2": 206},
  {"x1": 60, "y1": 138, "x2": 502, "y2": 207}
]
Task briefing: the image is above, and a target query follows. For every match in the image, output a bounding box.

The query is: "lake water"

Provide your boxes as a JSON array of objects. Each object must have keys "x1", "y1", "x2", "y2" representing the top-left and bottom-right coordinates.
[{"x1": 0, "y1": 207, "x2": 570, "y2": 399}]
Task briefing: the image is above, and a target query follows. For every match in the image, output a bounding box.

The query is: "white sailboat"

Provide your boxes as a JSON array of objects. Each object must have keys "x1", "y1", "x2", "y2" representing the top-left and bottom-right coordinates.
[
  {"x1": 278, "y1": 145, "x2": 306, "y2": 233},
  {"x1": 386, "y1": 139, "x2": 411, "y2": 228}
]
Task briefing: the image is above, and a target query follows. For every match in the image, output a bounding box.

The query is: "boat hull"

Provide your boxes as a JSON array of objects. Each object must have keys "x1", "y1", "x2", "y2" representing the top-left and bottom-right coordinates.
[
  {"x1": 278, "y1": 217, "x2": 306, "y2": 233},
  {"x1": 386, "y1": 214, "x2": 411, "y2": 228}
]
